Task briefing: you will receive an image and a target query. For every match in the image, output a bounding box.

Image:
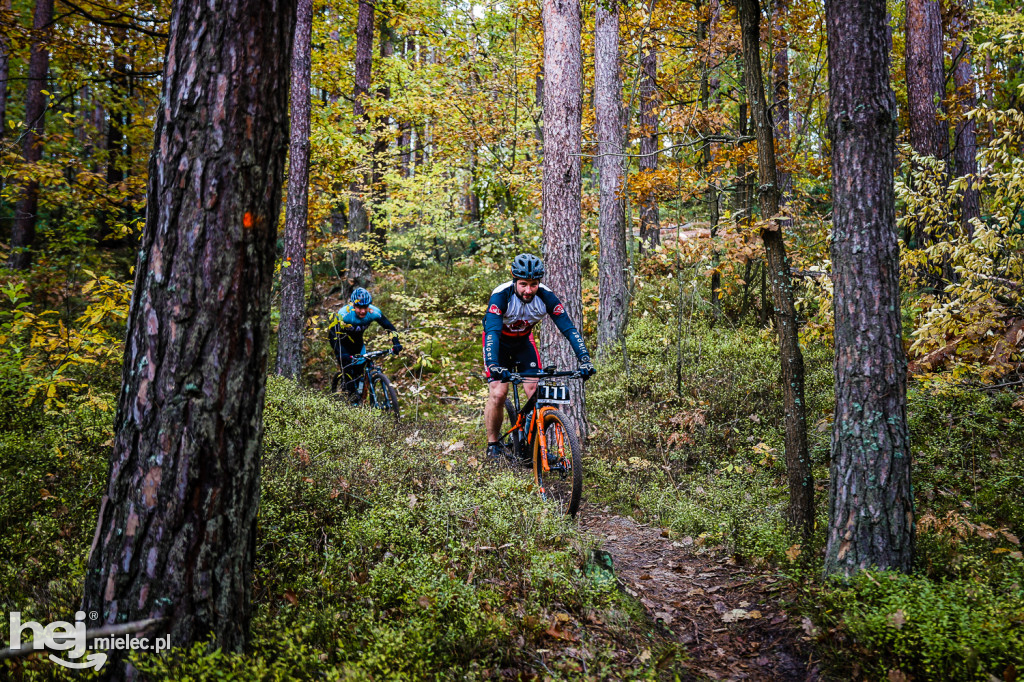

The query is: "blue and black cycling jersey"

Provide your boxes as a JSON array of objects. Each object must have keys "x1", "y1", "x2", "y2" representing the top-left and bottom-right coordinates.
[
  {"x1": 328, "y1": 304, "x2": 399, "y2": 359},
  {"x1": 482, "y1": 281, "x2": 590, "y2": 369}
]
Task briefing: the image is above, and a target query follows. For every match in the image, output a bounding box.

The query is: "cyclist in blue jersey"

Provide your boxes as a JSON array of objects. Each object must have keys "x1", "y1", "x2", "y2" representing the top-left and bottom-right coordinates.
[
  {"x1": 482, "y1": 253, "x2": 595, "y2": 460},
  {"x1": 329, "y1": 287, "x2": 402, "y2": 397}
]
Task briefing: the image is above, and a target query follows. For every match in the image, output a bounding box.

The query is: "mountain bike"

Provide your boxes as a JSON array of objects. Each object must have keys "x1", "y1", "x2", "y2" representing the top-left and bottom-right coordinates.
[
  {"x1": 498, "y1": 367, "x2": 584, "y2": 517},
  {"x1": 330, "y1": 349, "x2": 400, "y2": 419}
]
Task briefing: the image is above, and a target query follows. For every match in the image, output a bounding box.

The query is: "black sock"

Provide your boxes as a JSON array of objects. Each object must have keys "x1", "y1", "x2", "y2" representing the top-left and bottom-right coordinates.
[{"x1": 488, "y1": 441, "x2": 499, "y2": 447}]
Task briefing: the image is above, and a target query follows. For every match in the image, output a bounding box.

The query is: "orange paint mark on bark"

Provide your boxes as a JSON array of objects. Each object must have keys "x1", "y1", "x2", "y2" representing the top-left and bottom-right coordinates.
[
  {"x1": 142, "y1": 467, "x2": 162, "y2": 509},
  {"x1": 243, "y1": 212, "x2": 254, "y2": 228}
]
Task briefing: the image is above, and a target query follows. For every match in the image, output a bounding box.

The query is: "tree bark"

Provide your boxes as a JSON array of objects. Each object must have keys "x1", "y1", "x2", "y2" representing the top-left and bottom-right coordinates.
[
  {"x1": 595, "y1": 0, "x2": 627, "y2": 358},
  {"x1": 347, "y1": 0, "x2": 375, "y2": 290},
  {"x1": 824, "y1": 0, "x2": 913, "y2": 577},
  {"x1": 950, "y1": 5, "x2": 979, "y2": 234},
  {"x1": 276, "y1": 0, "x2": 314, "y2": 380},
  {"x1": 905, "y1": 0, "x2": 948, "y2": 247},
  {"x1": 698, "y1": 0, "x2": 721, "y2": 320},
  {"x1": 541, "y1": 0, "x2": 586, "y2": 438},
  {"x1": 773, "y1": 0, "x2": 791, "y2": 206},
  {"x1": 736, "y1": 0, "x2": 813, "y2": 536},
  {"x1": 80, "y1": 0, "x2": 295, "y2": 674},
  {"x1": 0, "y1": 0, "x2": 11, "y2": 143},
  {"x1": 8, "y1": 0, "x2": 54, "y2": 269},
  {"x1": 638, "y1": 0, "x2": 660, "y2": 250},
  {"x1": 905, "y1": 0, "x2": 948, "y2": 161}
]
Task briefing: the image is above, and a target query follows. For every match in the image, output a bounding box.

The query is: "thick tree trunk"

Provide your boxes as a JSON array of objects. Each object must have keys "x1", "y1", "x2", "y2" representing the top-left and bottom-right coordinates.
[
  {"x1": 950, "y1": 6, "x2": 979, "y2": 234},
  {"x1": 541, "y1": 0, "x2": 586, "y2": 439},
  {"x1": 638, "y1": 1, "x2": 660, "y2": 250},
  {"x1": 824, "y1": 0, "x2": 913, "y2": 577},
  {"x1": 276, "y1": 0, "x2": 314, "y2": 380},
  {"x1": 905, "y1": 0, "x2": 948, "y2": 247},
  {"x1": 595, "y1": 0, "x2": 627, "y2": 357},
  {"x1": 736, "y1": 0, "x2": 813, "y2": 535},
  {"x1": 80, "y1": 0, "x2": 295, "y2": 674},
  {"x1": 8, "y1": 0, "x2": 54, "y2": 269},
  {"x1": 347, "y1": 0, "x2": 375, "y2": 290}
]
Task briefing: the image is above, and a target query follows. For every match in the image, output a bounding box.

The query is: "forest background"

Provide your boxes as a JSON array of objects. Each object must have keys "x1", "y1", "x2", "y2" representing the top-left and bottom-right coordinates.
[{"x1": 0, "y1": 0, "x2": 1022, "y2": 679}]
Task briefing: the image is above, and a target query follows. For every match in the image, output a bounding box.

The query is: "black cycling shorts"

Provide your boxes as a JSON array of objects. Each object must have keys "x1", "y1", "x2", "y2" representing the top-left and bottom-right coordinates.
[{"x1": 481, "y1": 332, "x2": 542, "y2": 382}]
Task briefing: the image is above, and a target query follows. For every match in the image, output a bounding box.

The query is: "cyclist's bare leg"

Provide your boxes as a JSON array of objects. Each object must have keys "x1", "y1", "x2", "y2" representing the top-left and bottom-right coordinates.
[
  {"x1": 485, "y1": 378, "x2": 539, "y2": 443},
  {"x1": 485, "y1": 381, "x2": 510, "y2": 443}
]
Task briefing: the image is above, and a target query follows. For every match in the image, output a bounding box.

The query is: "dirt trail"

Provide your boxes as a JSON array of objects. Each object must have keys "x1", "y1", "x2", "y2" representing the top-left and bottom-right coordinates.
[{"x1": 581, "y1": 508, "x2": 818, "y2": 681}]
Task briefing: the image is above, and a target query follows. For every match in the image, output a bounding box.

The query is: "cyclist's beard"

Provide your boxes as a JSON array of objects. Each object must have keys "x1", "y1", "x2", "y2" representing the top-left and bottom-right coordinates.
[{"x1": 518, "y1": 291, "x2": 535, "y2": 303}]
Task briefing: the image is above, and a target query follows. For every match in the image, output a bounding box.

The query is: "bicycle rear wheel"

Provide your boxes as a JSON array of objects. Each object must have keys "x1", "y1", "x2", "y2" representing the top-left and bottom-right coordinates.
[
  {"x1": 533, "y1": 409, "x2": 582, "y2": 517},
  {"x1": 368, "y1": 371, "x2": 400, "y2": 419},
  {"x1": 504, "y1": 399, "x2": 526, "y2": 461}
]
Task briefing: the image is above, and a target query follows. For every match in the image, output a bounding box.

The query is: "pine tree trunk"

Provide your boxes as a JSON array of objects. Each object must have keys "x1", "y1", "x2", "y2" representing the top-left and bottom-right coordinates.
[
  {"x1": 698, "y1": 0, "x2": 721, "y2": 320},
  {"x1": 638, "y1": 1, "x2": 660, "y2": 250},
  {"x1": 96, "y1": 42, "x2": 128, "y2": 246},
  {"x1": 80, "y1": 0, "x2": 295, "y2": 674},
  {"x1": 773, "y1": 0, "x2": 791, "y2": 207},
  {"x1": 950, "y1": 5, "x2": 979, "y2": 234},
  {"x1": 595, "y1": 0, "x2": 627, "y2": 358},
  {"x1": 0, "y1": 0, "x2": 11, "y2": 143},
  {"x1": 824, "y1": 0, "x2": 914, "y2": 577},
  {"x1": 541, "y1": 0, "x2": 586, "y2": 439},
  {"x1": 276, "y1": 0, "x2": 314, "y2": 380},
  {"x1": 905, "y1": 0, "x2": 948, "y2": 247},
  {"x1": 8, "y1": 0, "x2": 54, "y2": 269},
  {"x1": 736, "y1": 0, "x2": 813, "y2": 535},
  {"x1": 347, "y1": 0, "x2": 375, "y2": 290}
]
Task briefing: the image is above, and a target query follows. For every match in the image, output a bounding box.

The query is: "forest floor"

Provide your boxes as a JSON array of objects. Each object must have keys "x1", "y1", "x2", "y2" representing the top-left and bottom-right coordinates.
[{"x1": 580, "y1": 504, "x2": 817, "y2": 681}]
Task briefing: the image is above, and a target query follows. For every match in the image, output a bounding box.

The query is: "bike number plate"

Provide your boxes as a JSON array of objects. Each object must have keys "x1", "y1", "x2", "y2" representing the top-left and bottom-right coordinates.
[{"x1": 538, "y1": 384, "x2": 570, "y2": 404}]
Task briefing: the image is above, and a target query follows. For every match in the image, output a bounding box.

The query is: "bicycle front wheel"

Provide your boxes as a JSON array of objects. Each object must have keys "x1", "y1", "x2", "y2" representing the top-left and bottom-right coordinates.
[
  {"x1": 368, "y1": 371, "x2": 400, "y2": 419},
  {"x1": 533, "y1": 409, "x2": 583, "y2": 517}
]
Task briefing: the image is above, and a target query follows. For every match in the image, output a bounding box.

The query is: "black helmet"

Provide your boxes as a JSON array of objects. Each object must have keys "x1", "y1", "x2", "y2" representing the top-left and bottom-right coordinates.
[
  {"x1": 510, "y1": 253, "x2": 544, "y2": 280},
  {"x1": 350, "y1": 287, "x2": 372, "y2": 306}
]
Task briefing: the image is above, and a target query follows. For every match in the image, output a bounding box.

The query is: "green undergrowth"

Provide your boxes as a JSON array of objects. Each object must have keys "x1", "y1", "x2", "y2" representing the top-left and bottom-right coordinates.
[
  {"x1": 581, "y1": 316, "x2": 1023, "y2": 680},
  {"x1": 2, "y1": 377, "x2": 676, "y2": 681}
]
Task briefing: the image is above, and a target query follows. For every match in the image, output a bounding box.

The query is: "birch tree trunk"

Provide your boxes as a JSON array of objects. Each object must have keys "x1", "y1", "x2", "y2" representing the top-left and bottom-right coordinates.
[
  {"x1": 824, "y1": 0, "x2": 914, "y2": 576},
  {"x1": 8, "y1": 0, "x2": 54, "y2": 269},
  {"x1": 595, "y1": 0, "x2": 627, "y2": 357},
  {"x1": 541, "y1": 0, "x2": 586, "y2": 438},
  {"x1": 80, "y1": 0, "x2": 295, "y2": 675},
  {"x1": 347, "y1": 0, "x2": 375, "y2": 290},
  {"x1": 276, "y1": 0, "x2": 314, "y2": 379},
  {"x1": 736, "y1": 0, "x2": 813, "y2": 535}
]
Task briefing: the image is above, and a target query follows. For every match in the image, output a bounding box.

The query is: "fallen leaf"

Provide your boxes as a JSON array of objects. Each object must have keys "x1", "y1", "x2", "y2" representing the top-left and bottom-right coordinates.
[
  {"x1": 721, "y1": 608, "x2": 749, "y2": 623},
  {"x1": 284, "y1": 590, "x2": 298, "y2": 606},
  {"x1": 467, "y1": 456, "x2": 479, "y2": 468},
  {"x1": 408, "y1": 493, "x2": 418, "y2": 508},
  {"x1": 887, "y1": 609, "x2": 906, "y2": 630},
  {"x1": 638, "y1": 649, "x2": 652, "y2": 663},
  {"x1": 445, "y1": 441, "x2": 465, "y2": 453},
  {"x1": 418, "y1": 595, "x2": 433, "y2": 608},
  {"x1": 887, "y1": 670, "x2": 908, "y2": 682},
  {"x1": 639, "y1": 573, "x2": 653, "y2": 580},
  {"x1": 1001, "y1": 530, "x2": 1020, "y2": 546},
  {"x1": 786, "y1": 543, "x2": 802, "y2": 562},
  {"x1": 655, "y1": 611, "x2": 674, "y2": 625},
  {"x1": 801, "y1": 616, "x2": 819, "y2": 637}
]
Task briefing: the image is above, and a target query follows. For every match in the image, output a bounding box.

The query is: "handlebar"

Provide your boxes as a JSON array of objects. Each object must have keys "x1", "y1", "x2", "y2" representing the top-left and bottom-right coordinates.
[
  {"x1": 507, "y1": 369, "x2": 582, "y2": 384},
  {"x1": 354, "y1": 349, "x2": 392, "y2": 362}
]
